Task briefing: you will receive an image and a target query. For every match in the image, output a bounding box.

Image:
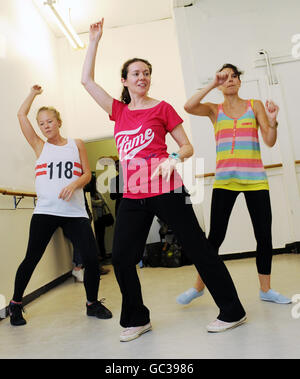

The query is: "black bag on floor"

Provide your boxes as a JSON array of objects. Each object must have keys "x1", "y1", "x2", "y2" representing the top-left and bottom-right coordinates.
[
  {"x1": 142, "y1": 220, "x2": 192, "y2": 268},
  {"x1": 143, "y1": 242, "x2": 163, "y2": 267},
  {"x1": 158, "y1": 219, "x2": 191, "y2": 268},
  {"x1": 161, "y1": 241, "x2": 183, "y2": 268}
]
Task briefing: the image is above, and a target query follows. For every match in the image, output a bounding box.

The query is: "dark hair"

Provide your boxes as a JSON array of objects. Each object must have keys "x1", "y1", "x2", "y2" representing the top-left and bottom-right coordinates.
[
  {"x1": 217, "y1": 63, "x2": 243, "y2": 80},
  {"x1": 121, "y1": 58, "x2": 152, "y2": 104}
]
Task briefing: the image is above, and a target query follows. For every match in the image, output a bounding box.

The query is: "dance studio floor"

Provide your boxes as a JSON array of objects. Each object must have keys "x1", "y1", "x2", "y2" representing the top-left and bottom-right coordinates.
[{"x1": 0, "y1": 254, "x2": 299, "y2": 359}]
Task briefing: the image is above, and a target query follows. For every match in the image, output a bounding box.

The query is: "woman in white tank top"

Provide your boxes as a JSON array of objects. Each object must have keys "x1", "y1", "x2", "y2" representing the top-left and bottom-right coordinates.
[{"x1": 8, "y1": 85, "x2": 112, "y2": 326}]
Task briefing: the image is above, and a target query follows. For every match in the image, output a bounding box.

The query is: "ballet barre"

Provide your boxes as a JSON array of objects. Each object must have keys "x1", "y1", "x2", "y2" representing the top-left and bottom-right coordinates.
[
  {"x1": 0, "y1": 188, "x2": 37, "y2": 209},
  {"x1": 195, "y1": 161, "x2": 300, "y2": 179}
]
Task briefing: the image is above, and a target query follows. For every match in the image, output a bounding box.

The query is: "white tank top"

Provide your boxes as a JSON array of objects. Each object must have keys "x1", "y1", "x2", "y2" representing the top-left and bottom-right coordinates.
[{"x1": 33, "y1": 138, "x2": 88, "y2": 218}]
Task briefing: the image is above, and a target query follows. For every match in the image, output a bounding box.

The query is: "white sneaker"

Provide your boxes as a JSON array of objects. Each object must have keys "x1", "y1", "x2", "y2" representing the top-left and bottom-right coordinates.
[
  {"x1": 206, "y1": 316, "x2": 247, "y2": 333},
  {"x1": 72, "y1": 268, "x2": 84, "y2": 283},
  {"x1": 120, "y1": 323, "x2": 152, "y2": 342}
]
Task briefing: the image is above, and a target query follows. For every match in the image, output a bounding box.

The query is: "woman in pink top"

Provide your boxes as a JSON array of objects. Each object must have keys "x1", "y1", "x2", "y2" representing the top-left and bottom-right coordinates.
[{"x1": 81, "y1": 19, "x2": 246, "y2": 341}]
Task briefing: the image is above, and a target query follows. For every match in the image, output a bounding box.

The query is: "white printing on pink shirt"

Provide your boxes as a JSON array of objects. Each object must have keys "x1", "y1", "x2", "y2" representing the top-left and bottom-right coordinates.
[
  {"x1": 115, "y1": 125, "x2": 155, "y2": 161},
  {"x1": 110, "y1": 99, "x2": 184, "y2": 199}
]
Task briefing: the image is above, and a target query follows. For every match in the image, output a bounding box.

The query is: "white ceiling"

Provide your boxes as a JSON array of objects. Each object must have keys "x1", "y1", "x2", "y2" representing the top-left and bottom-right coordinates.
[{"x1": 32, "y1": 0, "x2": 182, "y2": 37}]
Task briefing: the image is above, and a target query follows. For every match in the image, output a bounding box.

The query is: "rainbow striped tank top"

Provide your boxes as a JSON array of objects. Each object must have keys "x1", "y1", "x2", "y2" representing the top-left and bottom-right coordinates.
[{"x1": 213, "y1": 99, "x2": 268, "y2": 191}]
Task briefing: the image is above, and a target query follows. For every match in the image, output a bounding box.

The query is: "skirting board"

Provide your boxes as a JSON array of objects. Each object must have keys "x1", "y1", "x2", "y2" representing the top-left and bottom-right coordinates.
[{"x1": 0, "y1": 272, "x2": 72, "y2": 321}]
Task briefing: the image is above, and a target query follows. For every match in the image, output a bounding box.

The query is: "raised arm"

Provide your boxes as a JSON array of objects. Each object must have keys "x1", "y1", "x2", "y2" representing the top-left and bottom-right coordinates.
[
  {"x1": 184, "y1": 72, "x2": 229, "y2": 123},
  {"x1": 253, "y1": 100, "x2": 278, "y2": 147},
  {"x1": 17, "y1": 85, "x2": 44, "y2": 157},
  {"x1": 81, "y1": 18, "x2": 113, "y2": 115}
]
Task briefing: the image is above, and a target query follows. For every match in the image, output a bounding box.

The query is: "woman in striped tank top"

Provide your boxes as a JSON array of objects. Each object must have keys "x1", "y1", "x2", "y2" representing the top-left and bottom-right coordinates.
[{"x1": 177, "y1": 64, "x2": 291, "y2": 306}]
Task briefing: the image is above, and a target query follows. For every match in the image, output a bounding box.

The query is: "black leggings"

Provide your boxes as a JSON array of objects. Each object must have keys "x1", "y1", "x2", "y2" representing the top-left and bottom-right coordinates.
[
  {"x1": 112, "y1": 188, "x2": 245, "y2": 327},
  {"x1": 13, "y1": 214, "x2": 100, "y2": 303},
  {"x1": 209, "y1": 189, "x2": 273, "y2": 275}
]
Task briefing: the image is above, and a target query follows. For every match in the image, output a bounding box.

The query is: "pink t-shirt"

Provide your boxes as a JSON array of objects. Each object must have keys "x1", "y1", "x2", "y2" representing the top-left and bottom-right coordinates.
[{"x1": 110, "y1": 99, "x2": 184, "y2": 199}]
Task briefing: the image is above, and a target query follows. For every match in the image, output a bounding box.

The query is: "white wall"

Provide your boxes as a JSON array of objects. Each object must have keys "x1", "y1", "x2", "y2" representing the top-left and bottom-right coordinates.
[
  {"x1": 173, "y1": 0, "x2": 300, "y2": 253},
  {"x1": 0, "y1": 0, "x2": 68, "y2": 191},
  {"x1": 0, "y1": 0, "x2": 72, "y2": 306}
]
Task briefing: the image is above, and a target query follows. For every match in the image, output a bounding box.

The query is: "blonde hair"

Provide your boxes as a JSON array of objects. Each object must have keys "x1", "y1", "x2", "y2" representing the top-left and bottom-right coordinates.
[{"x1": 36, "y1": 106, "x2": 62, "y2": 126}]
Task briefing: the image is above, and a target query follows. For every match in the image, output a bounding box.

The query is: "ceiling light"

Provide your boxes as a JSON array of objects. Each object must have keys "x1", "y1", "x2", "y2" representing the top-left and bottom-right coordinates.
[{"x1": 43, "y1": 0, "x2": 84, "y2": 49}]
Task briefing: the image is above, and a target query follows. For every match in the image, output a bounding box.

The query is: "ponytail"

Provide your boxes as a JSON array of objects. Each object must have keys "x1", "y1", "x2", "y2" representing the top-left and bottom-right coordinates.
[{"x1": 121, "y1": 87, "x2": 131, "y2": 105}]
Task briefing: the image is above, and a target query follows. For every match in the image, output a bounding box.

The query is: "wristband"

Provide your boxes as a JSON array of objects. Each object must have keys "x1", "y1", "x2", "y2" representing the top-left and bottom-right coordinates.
[
  {"x1": 269, "y1": 121, "x2": 278, "y2": 129},
  {"x1": 169, "y1": 152, "x2": 181, "y2": 161}
]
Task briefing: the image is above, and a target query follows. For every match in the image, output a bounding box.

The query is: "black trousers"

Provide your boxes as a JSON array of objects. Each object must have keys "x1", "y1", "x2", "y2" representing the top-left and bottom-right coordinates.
[
  {"x1": 13, "y1": 214, "x2": 100, "y2": 303},
  {"x1": 112, "y1": 188, "x2": 246, "y2": 327},
  {"x1": 209, "y1": 189, "x2": 273, "y2": 275},
  {"x1": 94, "y1": 218, "x2": 107, "y2": 259}
]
